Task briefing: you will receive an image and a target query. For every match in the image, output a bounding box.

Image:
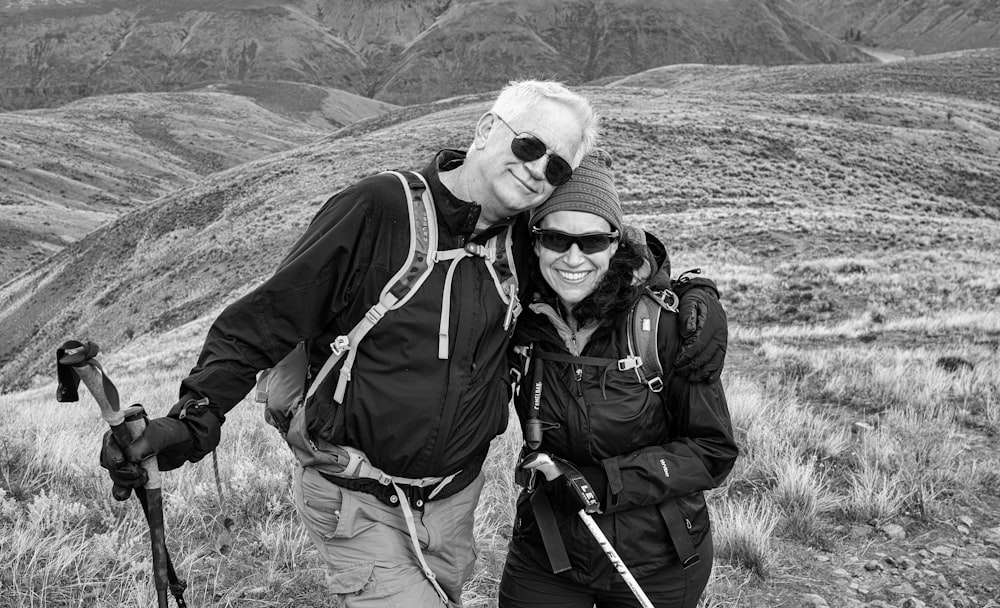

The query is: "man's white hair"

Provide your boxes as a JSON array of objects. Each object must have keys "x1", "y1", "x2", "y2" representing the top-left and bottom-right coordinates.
[{"x1": 489, "y1": 80, "x2": 600, "y2": 165}]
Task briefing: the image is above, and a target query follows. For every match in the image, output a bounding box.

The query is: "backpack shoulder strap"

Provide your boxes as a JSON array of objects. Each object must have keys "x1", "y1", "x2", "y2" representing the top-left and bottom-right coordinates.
[
  {"x1": 625, "y1": 287, "x2": 679, "y2": 394},
  {"x1": 258, "y1": 171, "x2": 438, "y2": 426},
  {"x1": 379, "y1": 170, "x2": 437, "y2": 306},
  {"x1": 325, "y1": 170, "x2": 437, "y2": 403},
  {"x1": 484, "y1": 225, "x2": 522, "y2": 333}
]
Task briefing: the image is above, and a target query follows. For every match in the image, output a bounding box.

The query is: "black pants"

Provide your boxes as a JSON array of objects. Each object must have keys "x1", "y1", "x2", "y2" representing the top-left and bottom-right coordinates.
[{"x1": 498, "y1": 534, "x2": 713, "y2": 608}]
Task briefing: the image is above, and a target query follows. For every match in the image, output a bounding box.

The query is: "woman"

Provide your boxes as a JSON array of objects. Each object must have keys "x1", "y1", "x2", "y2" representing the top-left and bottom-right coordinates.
[{"x1": 498, "y1": 150, "x2": 738, "y2": 608}]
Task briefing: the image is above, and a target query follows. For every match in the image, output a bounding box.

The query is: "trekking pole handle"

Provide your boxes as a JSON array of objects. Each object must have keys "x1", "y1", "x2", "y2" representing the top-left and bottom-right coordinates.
[
  {"x1": 123, "y1": 406, "x2": 162, "y2": 491},
  {"x1": 74, "y1": 363, "x2": 129, "y2": 441},
  {"x1": 74, "y1": 364, "x2": 162, "y2": 490},
  {"x1": 520, "y1": 452, "x2": 561, "y2": 481}
]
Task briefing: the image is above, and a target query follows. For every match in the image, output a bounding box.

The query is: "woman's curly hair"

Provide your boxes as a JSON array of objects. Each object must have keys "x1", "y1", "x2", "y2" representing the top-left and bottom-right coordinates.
[{"x1": 530, "y1": 236, "x2": 647, "y2": 328}]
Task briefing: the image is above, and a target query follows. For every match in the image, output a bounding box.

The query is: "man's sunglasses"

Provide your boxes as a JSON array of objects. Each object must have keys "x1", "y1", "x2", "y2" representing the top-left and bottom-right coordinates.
[
  {"x1": 494, "y1": 114, "x2": 574, "y2": 187},
  {"x1": 532, "y1": 227, "x2": 619, "y2": 254}
]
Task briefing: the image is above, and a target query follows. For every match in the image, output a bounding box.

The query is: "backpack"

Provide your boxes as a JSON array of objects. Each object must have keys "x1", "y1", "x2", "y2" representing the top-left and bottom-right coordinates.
[
  {"x1": 622, "y1": 285, "x2": 680, "y2": 393},
  {"x1": 254, "y1": 169, "x2": 519, "y2": 437},
  {"x1": 615, "y1": 226, "x2": 680, "y2": 394}
]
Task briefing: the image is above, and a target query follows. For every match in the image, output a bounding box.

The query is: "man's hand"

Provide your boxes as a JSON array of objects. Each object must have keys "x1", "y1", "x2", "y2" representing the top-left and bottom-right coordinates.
[
  {"x1": 673, "y1": 276, "x2": 728, "y2": 383},
  {"x1": 99, "y1": 430, "x2": 148, "y2": 500},
  {"x1": 99, "y1": 416, "x2": 193, "y2": 500}
]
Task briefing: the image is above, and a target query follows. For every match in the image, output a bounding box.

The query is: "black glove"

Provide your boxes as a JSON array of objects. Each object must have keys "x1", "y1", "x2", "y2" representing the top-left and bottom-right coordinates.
[
  {"x1": 544, "y1": 464, "x2": 608, "y2": 515},
  {"x1": 98, "y1": 392, "x2": 221, "y2": 500},
  {"x1": 520, "y1": 452, "x2": 607, "y2": 514},
  {"x1": 99, "y1": 430, "x2": 147, "y2": 500},
  {"x1": 99, "y1": 415, "x2": 194, "y2": 500},
  {"x1": 673, "y1": 274, "x2": 728, "y2": 383}
]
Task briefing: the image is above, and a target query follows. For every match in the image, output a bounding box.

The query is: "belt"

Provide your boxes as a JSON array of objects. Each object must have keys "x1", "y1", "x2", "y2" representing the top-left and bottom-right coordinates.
[{"x1": 320, "y1": 450, "x2": 486, "y2": 510}]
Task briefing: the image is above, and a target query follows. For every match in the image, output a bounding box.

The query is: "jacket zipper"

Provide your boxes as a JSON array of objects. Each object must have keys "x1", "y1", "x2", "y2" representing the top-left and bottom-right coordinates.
[{"x1": 570, "y1": 331, "x2": 584, "y2": 388}]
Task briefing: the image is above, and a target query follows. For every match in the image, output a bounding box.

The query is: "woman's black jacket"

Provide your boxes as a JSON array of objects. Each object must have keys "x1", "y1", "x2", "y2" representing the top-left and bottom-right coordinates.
[{"x1": 507, "y1": 295, "x2": 738, "y2": 586}]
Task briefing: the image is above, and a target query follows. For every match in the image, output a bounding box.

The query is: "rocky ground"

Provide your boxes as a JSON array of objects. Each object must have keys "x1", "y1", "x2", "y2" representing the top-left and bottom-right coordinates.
[
  {"x1": 769, "y1": 506, "x2": 1000, "y2": 607},
  {"x1": 724, "y1": 346, "x2": 1000, "y2": 608}
]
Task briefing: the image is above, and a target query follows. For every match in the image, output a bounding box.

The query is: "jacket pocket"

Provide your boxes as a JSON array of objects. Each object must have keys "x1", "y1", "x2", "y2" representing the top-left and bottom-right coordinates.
[
  {"x1": 590, "y1": 367, "x2": 668, "y2": 454},
  {"x1": 612, "y1": 505, "x2": 669, "y2": 569},
  {"x1": 674, "y1": 491, "x2": 711, "y2": 544}
]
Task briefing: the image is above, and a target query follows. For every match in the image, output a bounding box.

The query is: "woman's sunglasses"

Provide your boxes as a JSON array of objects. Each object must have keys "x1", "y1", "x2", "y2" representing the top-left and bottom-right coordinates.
[
  {"x1": 532, "y1": 227, "x2": 619, "y2": 254},
  {"x1": 494, "y1": 115, "x2": 574, "y2": 187}
]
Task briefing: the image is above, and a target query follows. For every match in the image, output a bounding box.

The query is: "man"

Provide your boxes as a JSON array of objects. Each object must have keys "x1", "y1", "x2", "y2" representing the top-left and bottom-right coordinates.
[{"x1": 101, "y1": 80, "x2": 726, "y2": 607}]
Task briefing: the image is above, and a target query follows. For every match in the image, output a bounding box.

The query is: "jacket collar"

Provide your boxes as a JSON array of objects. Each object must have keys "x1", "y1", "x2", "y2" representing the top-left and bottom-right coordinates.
[
  {"x1": 528, "y1": 302, "x2": 600, "y2": 356},
  {"x1": 425, "y1": 149, "x2": 515, "y2": 243}
]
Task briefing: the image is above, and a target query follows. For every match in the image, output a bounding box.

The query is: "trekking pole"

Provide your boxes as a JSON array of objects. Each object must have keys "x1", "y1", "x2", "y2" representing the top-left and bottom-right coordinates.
[
  {"x1": 575, "y1": 509, "x2": 654, "y2": 608},
  {"x1": 521, "y1": 452, "x2": 654, "y2": 608},
  {"x1": 56, "y1": 341, "x2": 185, "y2": 608}
]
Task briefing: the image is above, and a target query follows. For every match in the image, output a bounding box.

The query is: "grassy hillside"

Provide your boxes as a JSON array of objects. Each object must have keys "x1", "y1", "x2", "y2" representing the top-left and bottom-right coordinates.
[
  {"x1": 0, "y1": 85, "x2": 396, "y2": 280},
  {"x1": 180, "y1": 80, "x2": 398, "y2": 129},
  {"x1": 2, "y1": 50, "x2": 998, "y2": 389},
  {"x1": 0, "y1": 50, "x2": 998, "y2": 607}
]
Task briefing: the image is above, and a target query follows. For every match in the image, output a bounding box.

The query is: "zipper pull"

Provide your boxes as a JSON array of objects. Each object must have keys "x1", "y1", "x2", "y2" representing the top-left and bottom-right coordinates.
[
  {"x1": 179, "y1": 396, "x2": 210, "y2": 419},
  {"x1": 503, "y1": 284, "x2": 518, "y2": 331},
  {"x1": 675, "y1": 268, "x2": 703, "y2": 286}
]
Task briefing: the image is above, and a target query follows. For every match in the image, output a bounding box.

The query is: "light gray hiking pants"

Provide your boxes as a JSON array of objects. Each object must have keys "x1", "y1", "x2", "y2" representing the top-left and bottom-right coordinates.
[{"x1": 293, "y1": 465, "x2": 484, "y2": 607}]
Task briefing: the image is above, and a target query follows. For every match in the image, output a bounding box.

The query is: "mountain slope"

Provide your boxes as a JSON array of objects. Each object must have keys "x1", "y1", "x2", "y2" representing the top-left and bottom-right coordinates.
[
  {"x1": 0, "y1": 0, "x2": 871, "y2": 110},
  {"x1": 0, "y1": 87, "x2": 395, "y2": 280},
  {"x1": 181, "y1": 80, "x2": 398, "y2": 129},
  {"x1": 1, "y1": 50, "x2": 998, "y2": 390},
  {"x1": 788, "y1": 0, "x2": 1000, "y2": 53},
  {"x1": 0, "y1": 3, "x2": 366, "y2": 109},
  {"x1": 609, "y1": 47, "x2": 1000, "y2": 103}
]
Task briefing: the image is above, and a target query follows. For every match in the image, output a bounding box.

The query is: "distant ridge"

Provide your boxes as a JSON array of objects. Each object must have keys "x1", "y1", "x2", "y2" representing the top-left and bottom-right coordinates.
[
  {"x1": 609, "y1": 48, "x2": 1000, "y2": 103},
  {"x1": 788, "y1": 0, "x2": 1000, "y2": 54},
  {"x1": 0, "y1": 0, "x2": 870, "y2": 110}
]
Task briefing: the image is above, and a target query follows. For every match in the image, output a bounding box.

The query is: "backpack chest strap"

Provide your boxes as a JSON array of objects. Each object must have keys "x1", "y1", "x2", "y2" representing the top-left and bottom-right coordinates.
[
  {"x1": 435, "y1": 239, "x2": 519, "y2": 358},
  {"x1": 533, "y1": 350, "x2": 617, "y2": 367},
  {"x1": 534, "y1": 347, "x2": 641, "y2": 375},
  {"x1": 435, "y1": 247, "x2": 474, "y2": 359}
]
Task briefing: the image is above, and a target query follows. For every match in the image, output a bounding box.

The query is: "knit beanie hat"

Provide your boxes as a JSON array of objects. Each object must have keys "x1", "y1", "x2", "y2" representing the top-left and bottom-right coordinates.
[{"x1": 529, "y1": 148, "x2": 622, "y2": 233}]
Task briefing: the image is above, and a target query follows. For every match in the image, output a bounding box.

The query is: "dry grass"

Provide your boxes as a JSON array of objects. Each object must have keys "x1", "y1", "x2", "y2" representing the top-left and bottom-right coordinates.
[
  {"x1": 2, "y1": 306, "x2": 996, "y2": 607},
  {"x1": 711, "y1": 496, "x2": 781, "y2": 580},
  {"x1": 0, "y1": 367, "x2": 521, "y2": 607}
]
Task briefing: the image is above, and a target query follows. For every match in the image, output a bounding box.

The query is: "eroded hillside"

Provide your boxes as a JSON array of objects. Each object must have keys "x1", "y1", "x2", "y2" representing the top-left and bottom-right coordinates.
[
  {"x1": 788, "y1": 0, "x2": 1000, "y2": 54},
  {"x1": 1, "y1": 50, "x2": 998, "y2": 393},
  {"x1": 0, "y1": 0, "x2": 871, "y2": 109},
  {"x1": 0, "y1": 85, "x2": 396, "y2": 280}
]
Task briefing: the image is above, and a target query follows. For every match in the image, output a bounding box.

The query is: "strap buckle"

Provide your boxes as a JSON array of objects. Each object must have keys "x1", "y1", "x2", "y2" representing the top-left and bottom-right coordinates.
[
  {"x1": 330, "y1": 335, "x2": 350, "y2": 356},
  {"x1": 386, "y1": 482, "x2": 432, "y2": 510},
  {"x1": 618, "y1": 356, "x2": 642, "y2": 372}
]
